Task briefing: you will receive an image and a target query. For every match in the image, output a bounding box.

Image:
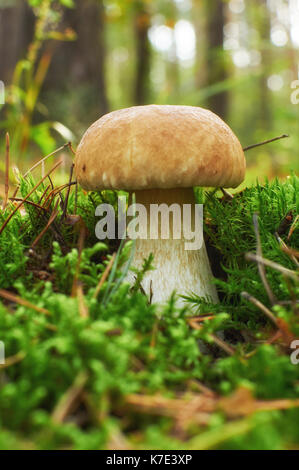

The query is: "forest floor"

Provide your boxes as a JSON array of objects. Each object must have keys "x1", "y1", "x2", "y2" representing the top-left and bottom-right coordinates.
[{"x1": 0, "y1": 159, "x2": 298, "y2": 450}]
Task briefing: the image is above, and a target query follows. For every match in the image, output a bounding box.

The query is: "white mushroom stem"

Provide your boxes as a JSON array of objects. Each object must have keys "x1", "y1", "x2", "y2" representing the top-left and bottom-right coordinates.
[{"x1": 126, "y1": 188, "x2": 218, "y2": 307}]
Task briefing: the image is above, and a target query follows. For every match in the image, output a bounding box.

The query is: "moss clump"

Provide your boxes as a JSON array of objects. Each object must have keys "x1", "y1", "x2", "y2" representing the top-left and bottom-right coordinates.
[{"x1": 0, "y1": 173, "x2": 298, "y2": 450}]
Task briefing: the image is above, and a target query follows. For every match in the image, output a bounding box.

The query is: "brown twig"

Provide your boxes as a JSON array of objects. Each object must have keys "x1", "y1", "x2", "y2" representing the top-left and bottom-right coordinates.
[
  {"x1": 188, "y1": 316, "x2": 234, "y2": 355},
  {"x1": 149, "y1": 280, "x2": 153, "y2": 304},
  {"x1": 218, "y1": 387, "x2": 299, "y2": 418},
  {"x1": 93, "y1": 253, "x2": 116, "y2": 299},
  {"x1": 47, "y1": 174, "x2": 54, "y2": 191},
  {"x1": 284, "y1": 246, "x2": 299, "y2": 259},
  {"x1": 188, "y1": 315, "x2": 215, "y2": 326},
  {"x1": 30, "y1": 198, "x2": 60, "y2": 249},
  {"x1": 37, "y1": 184, "x2": 51, "y2": 206},
  {"x1": 71, "y1": 223, "x2": 87, "y2": 297},
  {"x1": 51, "y1": 371, "x2": 88, "y2": 424},
  {"x1": 0, "y1": 351, "x2": 26, "y2": 369},
  {"x1": 252, "y1": 213, "x2": 276, "y2": 305},
  {"x1": 42, "y1": 182, "x2": 76, "y2": 212},
  {"x1": 210, "y1": 334, "x2": 235, "y2": 356},
  {"x1": 0, "y1": 289, "x2": 50, "y2": 315},
  {"x1": 123, "y1": 387, "x2": 299, "y2": 440},
  {"x1": 68, "y1": 142, "x2": 76, "y2": 156},
  {"x1": 241, "y1": 291, "x2": 277, "y2": 325},
  {"x1": 243, "y1": 297, "x2": 295, "y2": 347},
  {"x1": 61, "y1": 163, "x2": 74, "y2": 221},
  {"x1": 275, "y1": 232, "x2": 299, "y2": 268},
  {"x1": 243, "y1": 134, "x2": 289, "y2": 152},
  {"x1": 9, "y1": 198, "x2": 48, "y2": 212},
  {"x1": 245, "y1": 252, "x2": 298, "y2": 281},
  {"x1": 125, "y1": 393, "x2": 215, "y2": 418},
  {"x1": 3, "y1": 132, "x2": 10, "y2": 210},
  {"x1": 220, "y1": 188, "x2": 233, "y2": 199},
  {"x1": 288, "y1": 214, "x2": 299, "y2": 241},
  {"x1": 23, "y1": 143, "x2": 69, "y2": 177},
  {"x1": 187, "y1": 379, "x2": 217, "y2": 397},
  {"x1": 74, "y1": 180, "x2": 78, "y2": 215},
  {"x1": 77, "y1": 283, "x2": 89, "y2": 318}
]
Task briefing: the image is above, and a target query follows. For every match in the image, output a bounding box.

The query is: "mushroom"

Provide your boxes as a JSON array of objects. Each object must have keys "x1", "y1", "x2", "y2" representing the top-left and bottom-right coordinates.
[{"x1": 75, "y1": 105, "x2": 245, "y2": 307}]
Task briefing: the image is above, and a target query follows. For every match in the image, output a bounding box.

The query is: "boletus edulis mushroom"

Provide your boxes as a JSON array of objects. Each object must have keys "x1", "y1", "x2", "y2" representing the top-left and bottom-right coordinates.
[{"x1": 75, "y1": 105, "x2": 246, "y2": 307}]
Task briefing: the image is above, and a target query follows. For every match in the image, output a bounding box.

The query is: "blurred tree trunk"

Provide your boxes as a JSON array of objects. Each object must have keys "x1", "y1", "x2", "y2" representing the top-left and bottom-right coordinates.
[
  {"x1": 0, "y1": 1, "x2": 34, "y2": 84},
  {"x1": 254, "y1": 0, "x2": 271, "y2": 130},
  {"x1": 48, "y1": 0, "x2": 109, "y2": 116},
  {"x1": 193, "y1": 0, "x2": 207, "y2": 89},
  {"x1": 167, "y1": 27, "x2": 180, "y2": 98},
  {"x1": 133, "y1": 1, "x2": 151, "y2": 105},
  {"x1": 166, "y1": 3, "x2": 180, "y2": 99},
  {"x1": 68, "y1": 0, "x2": 108, "y2": 115},
  {"x1": 202, "y1": 0, "x2": 228, "y2": 119}
]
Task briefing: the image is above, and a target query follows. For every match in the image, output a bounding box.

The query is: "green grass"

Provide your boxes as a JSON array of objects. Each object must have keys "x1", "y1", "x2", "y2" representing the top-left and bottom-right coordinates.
[{"x1": 0, "y1": 172, "x2": 298, "y2": 450}]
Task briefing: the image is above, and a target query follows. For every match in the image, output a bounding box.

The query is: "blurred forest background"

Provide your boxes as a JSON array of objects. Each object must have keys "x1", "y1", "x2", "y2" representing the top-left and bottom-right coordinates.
[{"x1": 0, "y1": 0, "x2": 298, "y2": 185}]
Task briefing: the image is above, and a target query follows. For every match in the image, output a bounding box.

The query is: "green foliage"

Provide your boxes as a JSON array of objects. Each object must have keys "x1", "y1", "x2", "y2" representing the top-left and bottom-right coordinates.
[
  {"x1": 0, "y1": 209, "x2": 27, "y2": 289},
  {"x1": 50, "y1": 240, "x2": 107, "y2": 294},
  {"x1": 0, "y1": 175, "x2": 298, "y2": 449},
  {"x1": 210, "y1": 345, "x2": 299, "y2": 398},
  {"x1": 0, "y1": 0, "x2": 75, "y2": 157},
  {"x1": 130, "y1": 253, "x2": 155, "y2": 294},
  {"x1": 193, "y1": 175, "x2": 299, "y2": 327}
]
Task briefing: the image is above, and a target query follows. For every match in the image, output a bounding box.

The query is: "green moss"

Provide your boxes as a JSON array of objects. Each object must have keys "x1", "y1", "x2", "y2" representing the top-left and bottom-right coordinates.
[{"x1": 0, "y1": 174, "x2": 298, "y2": 449}]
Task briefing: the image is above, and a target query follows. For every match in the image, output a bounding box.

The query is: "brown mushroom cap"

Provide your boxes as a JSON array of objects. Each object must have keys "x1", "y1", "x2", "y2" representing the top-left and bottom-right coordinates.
[{"x1": 75, "y1": 105, "x2": 246, "y2": 191}]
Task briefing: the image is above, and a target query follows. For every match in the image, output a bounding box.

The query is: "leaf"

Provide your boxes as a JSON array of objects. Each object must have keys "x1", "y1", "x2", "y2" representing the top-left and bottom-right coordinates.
[{"x1": 30, "y1": 122, "x2": 56, "y2": 154}]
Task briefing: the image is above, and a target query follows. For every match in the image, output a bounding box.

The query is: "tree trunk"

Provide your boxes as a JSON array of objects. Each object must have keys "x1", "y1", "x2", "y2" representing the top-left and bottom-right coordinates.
[
  {"x1": 193, "y1": 0, "x2": 207, "y2": 89},
  {"x1": 0, "y1": 0, "x2": 34, "y2": 84},
  {"x1": 203, "y1": 0, "x2": 228, "y2": 119},
  {"x1": 48, "y1": 0, "x2": 109, "y2": 116},
  {"x1": 254, "y1": 0, "x2": 271, "y2": 130},
  {"x1": 133, "y1": 0, "x2": 151, "y2": 105},
  {"x1": 166, "y1": 3, "x2": 180, "y2": 99}
]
